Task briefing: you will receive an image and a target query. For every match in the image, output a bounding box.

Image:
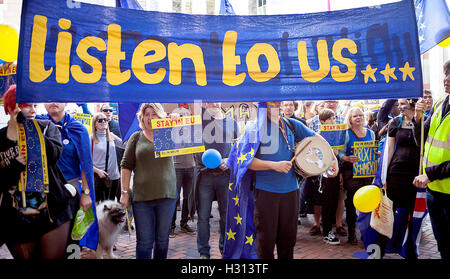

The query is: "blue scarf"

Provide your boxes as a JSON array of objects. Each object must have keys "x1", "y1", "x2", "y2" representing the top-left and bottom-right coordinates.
[{"x1": 38, "y1": 113, "x2": 98, "y2": 250}]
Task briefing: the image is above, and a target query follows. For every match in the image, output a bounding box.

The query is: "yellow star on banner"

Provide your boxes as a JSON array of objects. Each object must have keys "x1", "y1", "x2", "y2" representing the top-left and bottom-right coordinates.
[
  {"x1": 418, "y1": 35, "x2": 424, "y2": 42},
  {"x1": 228, "y1": 182, "x2": 234, "y2": 191},
  {"x1": 419, "y1": 23, "x2": 426, "y2": 30},
  {"x1": 226, "y1": 228, "x2": 236, "y2": 240},
  {"x1": 237, "y1": 152, "x2": 247, "y2": 164},
  {"x1": 232, "y1": 194, "x2": 239, "y2": 206},
  {"x1": 380, "y1": 64, "x2": 397, "y2": 83},
  {"x1": 245, "y1": 234, "x2": 254, "y2": 246},
  {"x1": 234, "y1": 213, "x2": 243, "y2": 225},
  {"x1": 399, "y1": 62, "x2": 415, "y2": 81},
  {"x1": 361, "y1": 64, "x2": 377, "y2": 83}
]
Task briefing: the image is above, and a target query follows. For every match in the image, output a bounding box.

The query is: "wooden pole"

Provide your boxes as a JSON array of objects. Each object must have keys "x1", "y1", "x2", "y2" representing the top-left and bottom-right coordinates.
[
  {"x1": 17, "y1": 122, "x2": 27, "y2": 210},
  {"x1": 418, "y1": 116, "x2": 425, "y2": 175}
]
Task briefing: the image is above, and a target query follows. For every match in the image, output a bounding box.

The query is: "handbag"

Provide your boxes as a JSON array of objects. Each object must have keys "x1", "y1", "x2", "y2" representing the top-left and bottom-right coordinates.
[
  {"x1": 370, "y1": 187, "x2": 394, "y2": 238},
  {"x1": 93, "y1": 138, "x2": 112, "y2": 188}
]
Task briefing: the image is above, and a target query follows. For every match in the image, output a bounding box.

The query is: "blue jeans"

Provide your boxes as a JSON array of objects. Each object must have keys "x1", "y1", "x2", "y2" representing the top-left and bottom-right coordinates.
[
  {"x1": 132, "y1": 198, "x2": 177, "y2": 259},
  {"x1": 172, "y1": 168, "x2": 194, "y2": 228},
  {"x1": 427, "y1": 189, "x2": 450, "y2": 259},
  {"x1": 196, "y1": 172, "x2": 229, "y2": 258}
]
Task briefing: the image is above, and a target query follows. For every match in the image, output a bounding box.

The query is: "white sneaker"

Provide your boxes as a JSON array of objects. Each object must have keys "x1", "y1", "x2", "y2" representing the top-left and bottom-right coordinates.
[{"x1": 323, "y1": 231, "x2": 340, "y2": 245}]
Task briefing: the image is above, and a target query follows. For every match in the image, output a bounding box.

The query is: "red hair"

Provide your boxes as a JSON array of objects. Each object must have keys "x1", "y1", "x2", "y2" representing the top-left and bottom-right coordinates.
[
  {"x1": 3, "y1": 84, "x2": 16, "y2": 115},
  {"x1": 3, "y1": 84, "x2": 31, "y2": 115}
]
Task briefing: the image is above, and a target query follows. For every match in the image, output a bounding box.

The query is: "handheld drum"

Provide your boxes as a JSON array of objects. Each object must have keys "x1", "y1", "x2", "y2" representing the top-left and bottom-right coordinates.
[{"x1": 291, "y1": 135, "x2": 336, "y2": 178}]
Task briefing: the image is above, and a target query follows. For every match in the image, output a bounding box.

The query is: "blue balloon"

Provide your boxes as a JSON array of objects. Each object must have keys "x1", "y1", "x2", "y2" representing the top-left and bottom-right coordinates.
[{"x1": 202, "y1": 149, "x2": 222, "y2": 169}]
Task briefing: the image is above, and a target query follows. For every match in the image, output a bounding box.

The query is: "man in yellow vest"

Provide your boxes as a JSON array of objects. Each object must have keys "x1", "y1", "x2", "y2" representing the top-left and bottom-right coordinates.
[{"x1": 413, "y1": 60, "x2": 450, "y2": 260}]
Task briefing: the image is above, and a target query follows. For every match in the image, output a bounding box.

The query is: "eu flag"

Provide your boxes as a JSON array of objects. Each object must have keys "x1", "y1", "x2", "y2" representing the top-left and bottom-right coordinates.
[
  {"x1": 219, "y1": 0, "x2": 236, "y2": 15},
  {"x1": 223, "y1": 103, "x2": 267, "y2": 259},
  {"x1": 116, "y1": 0, "x2": 142, "y2": 9},
  {"x1": 415, "y1": 0, "x2": 450, "y2": 53}
]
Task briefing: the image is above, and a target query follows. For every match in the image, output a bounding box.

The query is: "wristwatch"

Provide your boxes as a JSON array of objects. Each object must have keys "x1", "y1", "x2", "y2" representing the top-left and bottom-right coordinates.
[{"x1": 82, "y1": 188, "x2": 90, "y2": 195}]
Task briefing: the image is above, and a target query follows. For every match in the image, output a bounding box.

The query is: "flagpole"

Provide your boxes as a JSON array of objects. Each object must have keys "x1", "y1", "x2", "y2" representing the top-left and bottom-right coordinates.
[
  {"x1": 17, "y1": 122, "x2": 27, "y2": 210},
  {"x1": 125, "y1": 208, "x2": 132, "y2": 240},
  {"x1": 418, "y1": 116, "x2": 424, "y2": 175}
]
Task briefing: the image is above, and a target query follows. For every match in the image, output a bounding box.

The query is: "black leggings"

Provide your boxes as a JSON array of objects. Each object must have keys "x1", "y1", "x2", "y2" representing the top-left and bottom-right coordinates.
[
  {"x1": 7, "y1": 221, "x2": 71, "y2": 259},
  {"x1": 344, "y1": 176, "x2": 373, "y2": 239},
  {"x1": 320, "y1": 176, "x2": 340, "y2": 236}
]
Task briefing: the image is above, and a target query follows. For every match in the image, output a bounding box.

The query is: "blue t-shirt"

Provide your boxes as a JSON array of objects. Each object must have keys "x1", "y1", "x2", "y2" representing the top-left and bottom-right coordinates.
[
  {"x1": 55, "y1": 118, "x2": 82, "y2": 181},
  {"x1": 340, "y1": 128, "x2": 375, "y2": 157},
  {"x1": 255, "y1": 117, "x2": 315, "y2": 193}
]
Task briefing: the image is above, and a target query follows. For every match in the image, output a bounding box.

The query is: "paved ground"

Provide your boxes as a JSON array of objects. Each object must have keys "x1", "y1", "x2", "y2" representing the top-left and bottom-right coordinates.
[{"x1": 0, "y1": 201, "x2": 441, "y2": 260}]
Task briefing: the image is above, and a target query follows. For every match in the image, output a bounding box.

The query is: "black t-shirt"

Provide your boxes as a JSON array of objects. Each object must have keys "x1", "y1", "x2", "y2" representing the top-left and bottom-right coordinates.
[
  {"x1": 387, "y1": 117, "x2": 420, "y2": 176},
  {"x1": 0, "y1": 126, "x2": 24, "y2": 195}
]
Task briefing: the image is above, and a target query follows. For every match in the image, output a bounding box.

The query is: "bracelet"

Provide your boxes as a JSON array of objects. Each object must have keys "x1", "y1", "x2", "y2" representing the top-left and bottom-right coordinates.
[{"x1": 121, "y1": 190, "x2": 129, "y2": 194}]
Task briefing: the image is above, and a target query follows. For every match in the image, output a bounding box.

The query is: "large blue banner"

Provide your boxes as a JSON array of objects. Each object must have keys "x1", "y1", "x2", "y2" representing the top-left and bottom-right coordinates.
[{"x1": 17, "y1": 0, "x2": 422, "y2": 103}]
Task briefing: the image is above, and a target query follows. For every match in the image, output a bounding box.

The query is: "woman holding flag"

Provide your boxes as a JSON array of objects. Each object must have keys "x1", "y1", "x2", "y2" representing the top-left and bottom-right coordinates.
[{"x1": 0, "y1": 85, "x2": 74, "y2": 259}]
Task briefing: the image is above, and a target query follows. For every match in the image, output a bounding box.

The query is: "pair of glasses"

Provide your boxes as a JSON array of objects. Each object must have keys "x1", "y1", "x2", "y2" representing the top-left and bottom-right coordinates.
[
  {"x1": 96, "y1": 118, "x2": 107, "y2": 123},
  {"x1": 102, "y1": 109, "x2": 113, "y2": 112}
]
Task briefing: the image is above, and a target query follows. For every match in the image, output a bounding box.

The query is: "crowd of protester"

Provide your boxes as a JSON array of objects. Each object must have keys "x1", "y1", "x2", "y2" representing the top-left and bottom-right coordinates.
[{"x1": 1, "y1": 60, "x2": 449, "y2": 260}]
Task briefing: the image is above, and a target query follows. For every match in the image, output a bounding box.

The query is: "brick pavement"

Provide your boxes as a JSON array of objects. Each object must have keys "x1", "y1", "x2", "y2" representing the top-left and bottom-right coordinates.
[{"x1": 0, "y1": 201, "x2": 441, "y2": 259}]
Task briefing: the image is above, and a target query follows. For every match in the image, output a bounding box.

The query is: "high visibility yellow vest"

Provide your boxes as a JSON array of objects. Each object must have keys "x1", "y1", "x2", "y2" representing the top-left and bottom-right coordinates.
[{"x1": 423, "y1": 97, "x2": 450, "y2": 194}]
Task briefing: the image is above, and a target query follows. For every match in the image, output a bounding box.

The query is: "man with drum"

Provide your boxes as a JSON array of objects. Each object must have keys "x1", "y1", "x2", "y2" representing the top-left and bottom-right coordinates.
[{"x1": 248, "y1": 101, "x2": 338, "y2": 259}]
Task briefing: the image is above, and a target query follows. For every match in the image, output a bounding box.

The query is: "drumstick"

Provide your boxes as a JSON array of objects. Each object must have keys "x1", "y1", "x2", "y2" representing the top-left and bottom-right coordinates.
[{"x1": 290, "y1": 138, "x2": 313, "y2": 163}]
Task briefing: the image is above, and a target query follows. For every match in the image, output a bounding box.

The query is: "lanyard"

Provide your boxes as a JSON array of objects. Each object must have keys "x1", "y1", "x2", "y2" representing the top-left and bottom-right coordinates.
[{"x1": 279, "y1": 118, "x2": 292, "y2": 152}]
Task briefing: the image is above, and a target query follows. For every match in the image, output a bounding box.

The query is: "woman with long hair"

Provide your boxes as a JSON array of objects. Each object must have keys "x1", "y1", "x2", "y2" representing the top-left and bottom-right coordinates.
[
  {"x1": 377, "y1": 98, "x2": 420, "y2": 259},
  {"x1": 91, "y1": 113, "x2": 124, "y2": 203}
]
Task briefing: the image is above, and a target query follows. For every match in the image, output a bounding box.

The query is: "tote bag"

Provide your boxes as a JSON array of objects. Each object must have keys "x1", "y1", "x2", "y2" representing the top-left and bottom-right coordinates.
[{"x1": 370, "y1": 187, "x2": 394, "y2": 238}]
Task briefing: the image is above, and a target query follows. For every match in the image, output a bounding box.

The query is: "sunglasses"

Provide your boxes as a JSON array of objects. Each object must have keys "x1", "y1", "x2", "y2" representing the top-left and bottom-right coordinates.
[
  {"x1": 102, "y1": 109, "x2": 113, "y2": 112},
  {"x1": 96, "y1": 118, "x2": 107, "y2": 123}
]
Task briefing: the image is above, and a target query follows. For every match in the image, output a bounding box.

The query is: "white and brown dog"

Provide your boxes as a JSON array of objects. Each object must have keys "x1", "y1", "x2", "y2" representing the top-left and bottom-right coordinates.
[{"x1": 96, "y1": 200, "x2": 126, "y2": 259}]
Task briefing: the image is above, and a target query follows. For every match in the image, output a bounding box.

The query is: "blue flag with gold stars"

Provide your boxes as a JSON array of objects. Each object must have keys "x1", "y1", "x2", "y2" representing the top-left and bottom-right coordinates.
[
  {"x1": 414, "y1": 0, "x2": 450, "y2": 53},
  {"x1": 18, "y1": 119, "x2": 49, "y2": 193},
  {"x1": 219, "y1": 0, "x2": 235, "y2": 15},
  {"x1": 223, "y1": 103, "x2": 268, "y2": 259}
]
